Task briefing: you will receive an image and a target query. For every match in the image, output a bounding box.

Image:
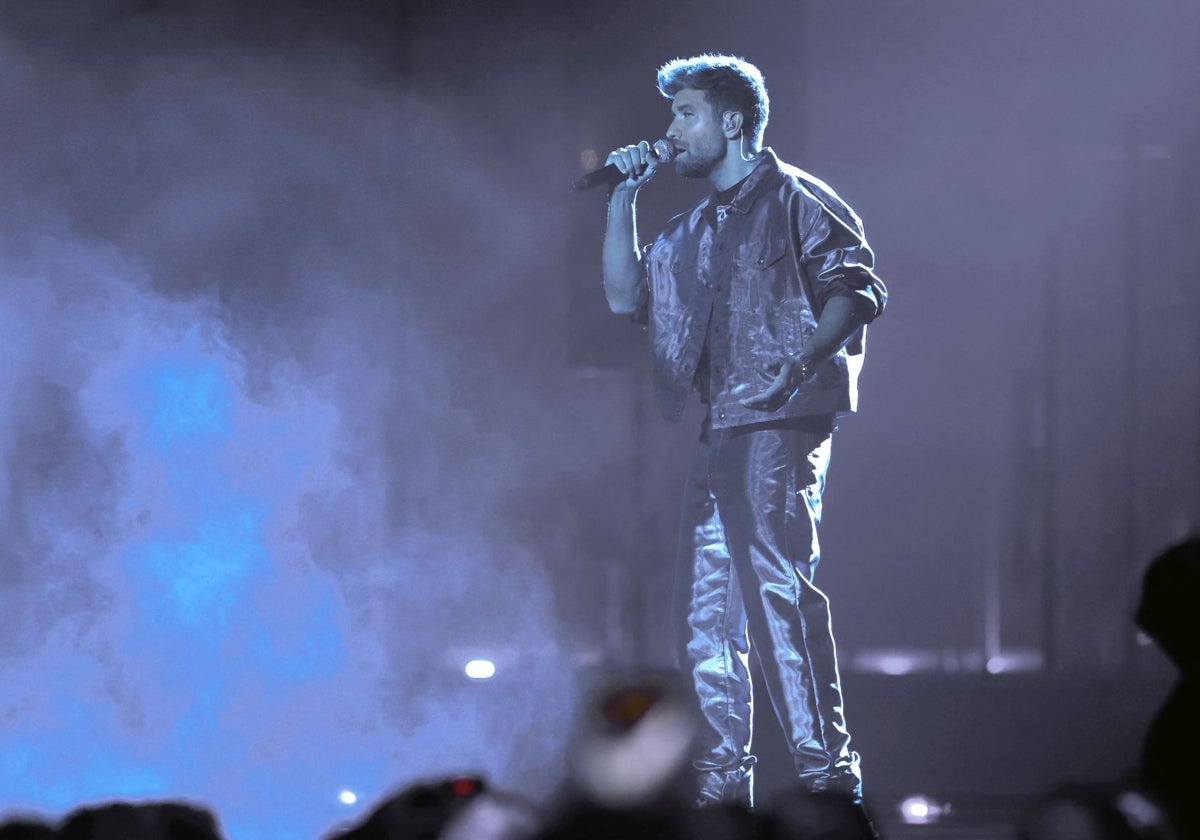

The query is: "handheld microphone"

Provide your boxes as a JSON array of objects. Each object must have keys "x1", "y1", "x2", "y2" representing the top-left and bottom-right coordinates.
[{"x1": 572, "y1": 140, "x2": 675, "y2": 192}]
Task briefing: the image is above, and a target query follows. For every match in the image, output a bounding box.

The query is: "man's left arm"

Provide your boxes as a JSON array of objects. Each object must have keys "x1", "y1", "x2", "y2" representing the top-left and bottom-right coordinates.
[
  {"x1": 738, "y1": 295, "x2": 866, "y2": 410},
  {"x1": 740, "y1": 199, "x2": 885, "y2": 410}
]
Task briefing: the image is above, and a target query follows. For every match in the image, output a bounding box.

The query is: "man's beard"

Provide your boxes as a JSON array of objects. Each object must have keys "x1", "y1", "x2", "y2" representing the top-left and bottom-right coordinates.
[{"x1": 674, "y1": 145, "x2": 721, "y2": 178}]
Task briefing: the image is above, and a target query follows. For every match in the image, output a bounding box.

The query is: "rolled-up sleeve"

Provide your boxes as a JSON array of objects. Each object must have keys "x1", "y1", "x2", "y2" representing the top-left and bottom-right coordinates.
[{"x1": 799, "y1": 199, "x2": 887, "y2": 323}]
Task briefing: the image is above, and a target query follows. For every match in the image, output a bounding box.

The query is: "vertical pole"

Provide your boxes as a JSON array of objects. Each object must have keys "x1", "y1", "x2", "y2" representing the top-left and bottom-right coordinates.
[
  {"x1": 982, "y1": 485, "x2": 1001, "y2": 667},
  {"x1": 1040, "y1": 239, "x2": 1061, "y2": 673},
  {"x1": 1119, "y1": 118, "x2": 1142, "y2": 671}
]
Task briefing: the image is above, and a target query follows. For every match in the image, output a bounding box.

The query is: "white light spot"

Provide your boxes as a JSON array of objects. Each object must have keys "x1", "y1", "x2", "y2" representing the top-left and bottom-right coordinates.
[
  {"x1": 339, "y1": 790, "x2": 358, "y2": 806},
  {"x1": 899, "y1": 795, "x2": 947, "y2": 825},
  {"x1": 878, "y1": 654, "x2": 917, "y2": 675},
  {"x1": 465, "y1": 659, "x2": 496, "y2": 680}
]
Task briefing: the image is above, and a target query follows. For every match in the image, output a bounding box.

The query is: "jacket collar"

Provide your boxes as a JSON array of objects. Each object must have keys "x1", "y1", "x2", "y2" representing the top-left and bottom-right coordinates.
[{"x1": 706, "y1": 147, "x2": 782, "y2": 218}]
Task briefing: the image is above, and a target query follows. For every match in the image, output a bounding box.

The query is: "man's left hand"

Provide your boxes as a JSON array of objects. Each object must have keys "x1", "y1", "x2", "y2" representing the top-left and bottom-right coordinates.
[{"x1": 739, "y1": 354, "x2": 815, "y2": 411}]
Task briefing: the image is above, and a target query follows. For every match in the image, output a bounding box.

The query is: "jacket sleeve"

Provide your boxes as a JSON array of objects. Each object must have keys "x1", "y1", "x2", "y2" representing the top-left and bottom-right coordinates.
[
  {"x1": 629, "y1": 242, "x2": 654, "y2": 326},
  {"x1": 796, "y1": 193, "x2": 887, "y2": 324}
]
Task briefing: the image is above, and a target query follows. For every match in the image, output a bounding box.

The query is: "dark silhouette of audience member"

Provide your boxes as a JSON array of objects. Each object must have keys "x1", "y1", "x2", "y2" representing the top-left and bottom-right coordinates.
[
  {"x1": 534, "y1": 670, "x2": 745, "y2": 840},
  {"x1": 55, "y1": 801, "x2": 223, "y2": 840},
  {"x1": 568, "y1": 672, "x2": 696, "y2": 802},
  {"x1": 532, "y1": 802, "x2": 692, "y2": 840},
  {"x1": 1136, "y1": 536, "x2": 1200, "y2": 839},
  {"x1": 534, "y1": 798, "x2": 758, "y2": 840},
  {"x1": 0, "y1": 817, "x2": 56, "y2": 840},
  {"x1": 438, "y1": 787, "x2": 541, "y2": 840},
  {"x1": 760, "y1": 790, "x2": 876, "y2": 840},
  {"x1": 325, "y1": 776, "x2": 494, "y2": 840}
]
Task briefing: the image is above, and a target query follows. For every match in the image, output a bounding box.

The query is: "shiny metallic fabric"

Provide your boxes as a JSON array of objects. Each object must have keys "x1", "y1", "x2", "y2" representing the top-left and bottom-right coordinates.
[
  {"x1": 636, "y1": 148, "x2": 887, "y2": 429},
  {"x1": 675, "y1": 421, "x2": 862, "y2": 806}
]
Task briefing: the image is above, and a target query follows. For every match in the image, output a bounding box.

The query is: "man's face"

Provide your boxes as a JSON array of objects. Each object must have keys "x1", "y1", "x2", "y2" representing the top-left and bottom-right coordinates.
[{"x1": 666, "y1": 87, "x2": 728, "y2": 179}]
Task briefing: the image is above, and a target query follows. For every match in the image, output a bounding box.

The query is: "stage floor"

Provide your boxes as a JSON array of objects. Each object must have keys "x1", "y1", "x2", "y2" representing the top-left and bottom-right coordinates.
[{"x1": 750, "y1": 669, "x2": 1173, "y2": 837}]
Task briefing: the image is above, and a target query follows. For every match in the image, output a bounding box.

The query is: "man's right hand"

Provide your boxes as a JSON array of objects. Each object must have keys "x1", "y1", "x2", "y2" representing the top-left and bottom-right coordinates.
[{"x1": 606, "y1": 141, "x2": 660, "y2": 192}]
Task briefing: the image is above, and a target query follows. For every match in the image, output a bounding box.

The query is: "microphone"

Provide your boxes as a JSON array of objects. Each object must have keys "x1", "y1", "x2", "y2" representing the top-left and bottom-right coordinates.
[{"x1": 572, "y1": 140, "x2": 675, "y2": 192}]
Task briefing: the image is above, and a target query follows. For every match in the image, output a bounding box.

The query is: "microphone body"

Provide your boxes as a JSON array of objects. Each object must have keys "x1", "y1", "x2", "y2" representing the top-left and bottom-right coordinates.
[{"x1": 572, "y1": 140, "x2": 675, "y2": 192}]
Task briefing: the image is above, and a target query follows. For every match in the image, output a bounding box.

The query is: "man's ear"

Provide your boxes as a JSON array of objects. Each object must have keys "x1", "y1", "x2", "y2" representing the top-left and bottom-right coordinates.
[{"x1": 722, "y1": 110, "x2": 744, "y2": 139}]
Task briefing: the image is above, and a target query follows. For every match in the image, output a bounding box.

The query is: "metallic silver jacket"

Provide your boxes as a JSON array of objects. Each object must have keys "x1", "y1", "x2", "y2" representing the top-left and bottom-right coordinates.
[{"x1": 636, "y1": 149, "x2": 887, "y2": 429}]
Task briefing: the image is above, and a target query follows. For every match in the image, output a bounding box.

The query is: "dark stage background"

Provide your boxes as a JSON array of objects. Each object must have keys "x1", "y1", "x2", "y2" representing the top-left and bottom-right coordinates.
[{"x1": 1, "y1": 1, "x2": 1197, "y2": 837}]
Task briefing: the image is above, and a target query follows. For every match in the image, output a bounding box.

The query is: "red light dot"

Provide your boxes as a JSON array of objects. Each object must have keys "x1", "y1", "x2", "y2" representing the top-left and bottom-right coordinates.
[{"x1": 451, "y1": 778, "x2": 481, "y2": 797}]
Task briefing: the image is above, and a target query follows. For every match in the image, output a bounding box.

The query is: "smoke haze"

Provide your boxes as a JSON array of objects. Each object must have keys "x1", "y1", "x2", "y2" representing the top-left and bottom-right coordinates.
[
  {"x1": 2, "y1": 0, "x2": 1199, "y2": 835},
  {"x1": 0, "y1": 2, "x2": 601, "y2": 836}
]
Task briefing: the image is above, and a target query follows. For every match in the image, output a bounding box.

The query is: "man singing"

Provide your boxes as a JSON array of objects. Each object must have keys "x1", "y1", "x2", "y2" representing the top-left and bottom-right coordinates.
[{"x1": 599, "y1": 55, "x2": 886, "y2": 807}]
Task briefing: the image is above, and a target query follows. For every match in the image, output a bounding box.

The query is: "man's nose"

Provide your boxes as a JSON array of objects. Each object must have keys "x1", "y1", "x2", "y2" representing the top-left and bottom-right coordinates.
[{"x1": 666, "y1": 122, "x2": 681, "y2": 139}]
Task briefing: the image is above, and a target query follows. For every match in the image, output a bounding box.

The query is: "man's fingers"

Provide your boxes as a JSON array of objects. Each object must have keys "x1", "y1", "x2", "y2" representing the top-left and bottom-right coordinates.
[
  {"x1": 605, "y1": 145, "x2": 636, "y2": 175},
  {"x1": 620, "y1": 148, "x2": 640, "y2": 175},
  {"x1": 741, "y1": 395, "x2": 774, "y2": 409},
  {"x1": 636, "y1": 140, "x2": 660, "y2": 173},
  {"x1": 740, "y1": 363, "x2": 794, "y2": 409},
  {"x1": 740, "y1": 383, "x2": 781, "y2": 408},
  {"x1": 629, "y1": 144, "x2": 656, "y2": 180},
  {"x1": 605, "y1": 142, "x2": 659, "y2": 184},
  {"x1": 760, "y1": 381, "x2": 785, "y2": 400}
]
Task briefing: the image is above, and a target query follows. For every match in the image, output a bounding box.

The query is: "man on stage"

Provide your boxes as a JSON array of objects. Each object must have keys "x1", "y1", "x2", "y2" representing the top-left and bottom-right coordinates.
[{"x1": 599, "y1": 54, "x2": 887, "y2": 808}]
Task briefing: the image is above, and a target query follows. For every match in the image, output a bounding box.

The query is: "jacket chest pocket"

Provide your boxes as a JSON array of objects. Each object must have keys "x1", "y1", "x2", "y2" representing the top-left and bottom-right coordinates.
[
  {"x1": 649, "y1": 250, "x2": 698, "y2": 309},
  {"x1": 730, "y1": 236, "x2": 789, "y2": 312}
]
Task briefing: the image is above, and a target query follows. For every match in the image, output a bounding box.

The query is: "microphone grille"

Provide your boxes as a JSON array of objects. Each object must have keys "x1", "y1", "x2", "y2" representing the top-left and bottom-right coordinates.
[{"x1": 652, "y1": 139, "x2": 675, "y2": 163}]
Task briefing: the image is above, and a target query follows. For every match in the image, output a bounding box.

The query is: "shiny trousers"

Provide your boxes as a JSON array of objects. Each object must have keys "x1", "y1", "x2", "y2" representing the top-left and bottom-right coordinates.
[{"x1": 674, "y1": 420, "x2": 861, "y2": 806}]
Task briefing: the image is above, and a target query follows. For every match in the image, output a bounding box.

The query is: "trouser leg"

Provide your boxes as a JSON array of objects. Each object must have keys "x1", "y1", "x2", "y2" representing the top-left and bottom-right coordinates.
[
  {"x1": 673, "y1": 432, "x2": 754, "y2": 806},
  {"x1": 712, "y1": 424, "x2": 861, "y2": 799}
]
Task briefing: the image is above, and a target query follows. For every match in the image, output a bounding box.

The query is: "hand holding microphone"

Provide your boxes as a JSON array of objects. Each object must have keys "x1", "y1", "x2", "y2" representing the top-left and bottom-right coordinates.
[{"x1": 572, "y1": 139, "x2": 675, "y2": 192}]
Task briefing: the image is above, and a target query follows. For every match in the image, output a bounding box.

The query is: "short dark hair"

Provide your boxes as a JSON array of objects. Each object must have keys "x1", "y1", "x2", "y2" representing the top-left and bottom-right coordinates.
[{"x1": 657, "y1": 55, "x2": 769, "y2": 147}]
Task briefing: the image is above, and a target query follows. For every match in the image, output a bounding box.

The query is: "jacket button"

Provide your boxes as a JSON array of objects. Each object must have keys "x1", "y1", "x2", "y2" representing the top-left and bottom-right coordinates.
[
  {"x1": 718, "y1": 410, "x2": 726, "y2": 420},
  {"x1": 671, "y1": 262, "x2": 680, "y2": 272},
  {"x1": 757, "y1": 257, "x2": 765, "y2": 266}
]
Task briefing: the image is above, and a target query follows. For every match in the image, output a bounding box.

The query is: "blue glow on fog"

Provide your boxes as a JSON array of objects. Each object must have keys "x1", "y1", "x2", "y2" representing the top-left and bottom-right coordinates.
[
  {"x1": 0, "y1": 327, "x2": 393, "y2": 840},
  {"x1": 245, "y1": 576, "x2": 347, "y2": 682},
  {"x1": 140, "y1": 514, "x2": 262, "y2": 626},
  {"x1": 146, "y1": 357, "x2": 233, "y2": 447},
  {"x1": 1, "y1": 699, "x2": 172, "y2": 811},
  {"x1": 1, "y1": 311, "x2": 576, "y2": 839}
]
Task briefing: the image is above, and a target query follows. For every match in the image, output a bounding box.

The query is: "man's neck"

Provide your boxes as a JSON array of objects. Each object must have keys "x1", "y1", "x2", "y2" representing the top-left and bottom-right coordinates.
[{"x1": 708, "y1": 145, "x2": 762, "y2": 192}]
